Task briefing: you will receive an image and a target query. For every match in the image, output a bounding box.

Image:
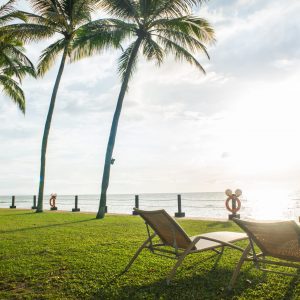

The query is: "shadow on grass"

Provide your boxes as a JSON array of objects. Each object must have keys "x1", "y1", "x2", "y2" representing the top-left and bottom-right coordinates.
[
  {"x1": 207, "y1": 221, "x2": 233, "y2": 229},
  {"x1": 0, "y1": 211, "x2": 37, "y2": 217},
  {"x1": 92, "y1": 251, "x2": 262, "y2": 300},
  {"x1": 0, "y1": 218, "x2": 96, "y2": 234},
  {"x1": 282, "y1": 269, "x2": 300, "y2": 300},
  {"x1": 92, "y1": 267, "x2": 258, "y2": 300}
]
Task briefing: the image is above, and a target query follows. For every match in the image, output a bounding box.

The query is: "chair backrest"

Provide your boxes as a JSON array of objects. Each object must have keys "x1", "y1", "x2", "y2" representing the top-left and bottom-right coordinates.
[
  {"x1": 234, "y1": 218, "x2": 300, "y2": 262},
  {"x1": 135, "y1": 209, "x2": 194, "y2": 250}
]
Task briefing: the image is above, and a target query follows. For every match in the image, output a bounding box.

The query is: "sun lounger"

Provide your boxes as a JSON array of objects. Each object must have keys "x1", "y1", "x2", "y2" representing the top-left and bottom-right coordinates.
[
  {"x1": 228, "y1": 218, "x2": 300, "y2": 290},
  {"x1": 124, "y1": 209, "x2": 248, "y2": 283}
]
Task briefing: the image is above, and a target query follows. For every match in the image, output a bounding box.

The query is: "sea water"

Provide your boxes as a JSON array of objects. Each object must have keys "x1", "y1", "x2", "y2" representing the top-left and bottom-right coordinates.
[{"x1": 1, "y1": 192, "x2": 299, "y2": 220}]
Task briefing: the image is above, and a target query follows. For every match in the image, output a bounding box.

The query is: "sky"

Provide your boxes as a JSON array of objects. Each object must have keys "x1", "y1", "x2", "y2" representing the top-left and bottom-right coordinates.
[{"x1": 1, "y1": 0, "x2": 300, "y2": 196}]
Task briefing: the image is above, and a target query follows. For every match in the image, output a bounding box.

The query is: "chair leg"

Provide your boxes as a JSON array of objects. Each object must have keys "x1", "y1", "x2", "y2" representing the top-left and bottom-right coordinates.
[
  {"x1": 212, "y1": 246, "x2": 224, "y2": 270},
  {"x1": 124, "y1": 233, "x2": 156, "y2": 272},
  {"x1": 166, "y1": 242, "x2": 197, "y2": 284},
  {"x1": 228, "y1": 243, "x2": 251, "y2": 290},
  {"x1": 166, "y1": 237, "x2": 205, "y2": 284},
  {"x1": 166, "y1": 252, "x2": 190, "y2": 285}
]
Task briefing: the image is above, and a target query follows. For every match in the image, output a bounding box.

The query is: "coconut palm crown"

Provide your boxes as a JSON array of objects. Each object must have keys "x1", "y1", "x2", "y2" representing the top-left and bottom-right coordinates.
[
  {"x1": 0, "y1": 0, "x2": 35, "y2": 113},
  {"x1": 75, "y1": 0, "x2": 215, "y2": 218}
]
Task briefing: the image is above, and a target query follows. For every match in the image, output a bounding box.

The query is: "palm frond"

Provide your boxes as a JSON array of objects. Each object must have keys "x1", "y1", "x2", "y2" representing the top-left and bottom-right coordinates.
[
  {"x1": 150, "y1": 0, "x2": 207, "y2": 20},
  {"x1": 139, "y1": 0, "x2": 152, "y2": 18},
  {"x1": 0, "y1": 38, "x2": 36, "y2": 80},
  {"x1": 72, "y1": 18, "x2": 134, "y2": 61},
  {"x1": 0, "y1": 74, "x2": 25, "y2": 113},
  {"x1": 17, "y1": 10, "x2": 61, "y2": 29},
  {"x1": 1, "y1": 23, "x2": 56, "y2": 42},
  {"x1": 98, "y1": 0, "x2": 139, "y2": 21},
  {"x1": 0, "y1": 0, "x2": 28, "y2": 25},
  {"x1": 2, "y1": 65, "x2": 36, "y2": 79},
  {"x1": 118, "y1": 40, "x2": 139, "y2": 82},
  {"x1": 0, "y1": 11, "x2": 27, "y2": 25},
  {"x1": 152, "y1": 16, "x2": 215, "y2": 44},
  {"x1": 154, "y1": 29, "x2": 210, "y2": 58},
  {"x1": 37, "y1": 38, "x2": 66, "y2": 76},
  {"x1": 0, "y1": 0, "x2": 16, "y2": 17},
  {"x1": 0, "y1": 51, "x2": 23, "y2": 81},
  {"x1": 142, "y1": 36, "x2": 164, "y2": 65},
  {"x1": 2, "y1": 41, "x2": 35, "y2": 67},
  {"x1": 29, "y1": 0, "x2": 69, "y2": 29},
  {"x1": 64, "y1": 0, "x2": 94, "y2": 26},
  {"x1": 149, "y1": 15, "x2": 215, "y2": 65},
  {"x1": 180, "y1": 17, "x2": 215, "y2": 43},
  {"x1": 156, "y1": 34, "x2": 206, "y2": 73}
]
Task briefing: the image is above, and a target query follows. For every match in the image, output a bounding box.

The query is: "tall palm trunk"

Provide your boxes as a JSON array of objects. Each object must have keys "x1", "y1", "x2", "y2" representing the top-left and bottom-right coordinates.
[
  {"x1": 96, "y1": 38, "x2": 142, "y2": 219},
  {"x1": 36, "y1": 44, "x2": 69, "y2": 213}
]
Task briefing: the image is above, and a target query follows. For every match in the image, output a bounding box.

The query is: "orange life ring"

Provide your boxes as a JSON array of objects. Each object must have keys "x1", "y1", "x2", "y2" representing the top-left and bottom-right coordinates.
[{"x1": 225, "y1": 196, "x2": 241, "y2": 213}]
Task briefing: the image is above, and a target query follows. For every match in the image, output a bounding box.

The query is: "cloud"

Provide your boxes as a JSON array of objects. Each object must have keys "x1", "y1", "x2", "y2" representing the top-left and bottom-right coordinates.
[
  {"x1": 1, "y1": 0, "x2": 300, "y2": 195},
  {"x1": 200, "y1": 0, "x2": 300, "y2": 78}
]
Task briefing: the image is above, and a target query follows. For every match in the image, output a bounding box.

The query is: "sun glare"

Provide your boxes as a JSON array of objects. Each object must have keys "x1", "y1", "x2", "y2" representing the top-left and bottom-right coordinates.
[
  {"x1": 217, "y1": 79, "x2": 300, "y2": 194},
  {"x1": 245, "y1": 189, "x2": 295, "y2": 220}
]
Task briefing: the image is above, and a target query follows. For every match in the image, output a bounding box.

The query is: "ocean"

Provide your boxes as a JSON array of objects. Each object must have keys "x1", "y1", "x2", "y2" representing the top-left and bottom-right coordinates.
[{"x1": 1, "y1": 191, "x2": 300, "y2": 220}]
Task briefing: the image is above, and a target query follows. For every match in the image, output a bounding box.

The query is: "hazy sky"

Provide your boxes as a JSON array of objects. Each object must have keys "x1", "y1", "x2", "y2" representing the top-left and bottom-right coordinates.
[{"x1": 1, "y1": 0, "x2": 300, "y2": 195}]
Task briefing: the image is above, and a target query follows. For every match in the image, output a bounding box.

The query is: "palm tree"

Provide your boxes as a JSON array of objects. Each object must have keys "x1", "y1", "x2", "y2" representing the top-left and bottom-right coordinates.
[
  {"x1": 0, "y1": 0, "x2": 35, "y2": 113},
  {"x1": 6, "y1": 0, "x2": 122, "y2": 212},
  {"x1": 76, "y1": 0, "x2": 215, "y2": 219}
]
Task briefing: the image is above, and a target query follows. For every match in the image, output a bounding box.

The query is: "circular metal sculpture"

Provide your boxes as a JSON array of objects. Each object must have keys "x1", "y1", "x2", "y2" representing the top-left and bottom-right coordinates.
[
  {"x1": 225, "y1": 189, "x2": 242, "y2": 220},
  {"x1": 49, "y1": 193, "x2": 57, "y2": 210}
]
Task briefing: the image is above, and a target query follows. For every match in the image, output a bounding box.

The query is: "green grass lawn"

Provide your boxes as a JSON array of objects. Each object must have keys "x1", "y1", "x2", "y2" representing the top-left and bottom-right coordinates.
[{"x1": 0, "y1": 209, "x2": 299, "y2": 300}]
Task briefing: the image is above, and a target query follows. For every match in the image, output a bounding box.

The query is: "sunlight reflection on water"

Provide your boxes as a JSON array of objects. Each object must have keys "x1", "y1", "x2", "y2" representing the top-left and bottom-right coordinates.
[{"x1": 244, "y1": 189, "x2": 297, "y2": 220}]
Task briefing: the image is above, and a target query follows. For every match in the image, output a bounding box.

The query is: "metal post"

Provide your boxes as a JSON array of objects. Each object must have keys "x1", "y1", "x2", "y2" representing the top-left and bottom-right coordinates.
[
  {"x1": 32, "y1": 195, "x2": 37, "y2": 209},
  {"x1": 72, "y1": 195, "x2": 80, "y2": 212},
  {"x1": 232, "y1": 197, "x2": 236, "y2": 213},
  {"x1": 105, "y1": 206, "x2": 108, "y2": 213},
  {"x1": 132, "y1": 195, "x2": 139, "y2": 215},
  {"x1": 10, "y1": 195, "x2": 16, "y2": 209},
  {"x1": 175, "y1": 194, "x2": 185, "y2": 217},
  {"x1": 228, "y1": 195, "x2": 240, "y2": 220}
]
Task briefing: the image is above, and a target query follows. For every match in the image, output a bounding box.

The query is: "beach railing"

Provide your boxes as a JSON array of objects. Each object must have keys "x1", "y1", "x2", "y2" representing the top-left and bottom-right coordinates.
[
  {"x1": 3, "y1": 194, "x2": 299, "y2": 220},
  {"x1": 1, "y1": 194, "x2": 254, "y2": 218}
]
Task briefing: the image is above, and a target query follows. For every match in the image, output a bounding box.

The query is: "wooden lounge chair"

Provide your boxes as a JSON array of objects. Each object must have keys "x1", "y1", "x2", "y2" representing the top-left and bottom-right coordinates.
[
  {"x1": 228, "y1": 218, "x2": 300, "y2": 290},
  {"x1": 124, "y1": 209, "x2": 248, "y2": 284}
]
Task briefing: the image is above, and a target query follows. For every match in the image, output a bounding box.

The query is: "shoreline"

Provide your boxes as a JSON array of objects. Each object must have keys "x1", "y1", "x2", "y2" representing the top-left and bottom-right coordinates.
[{"x1": 0, "y1": 208, "x2": 228, "y2": 221}]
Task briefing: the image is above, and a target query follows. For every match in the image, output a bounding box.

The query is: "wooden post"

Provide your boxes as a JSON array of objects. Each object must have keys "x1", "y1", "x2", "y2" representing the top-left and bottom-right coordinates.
[
  {"x1": 32, "y1": 195, "x2": 37, "y2": 209},
  {"x1": 72, "y1": 195, "x2": 80, "y2": 212},
  {"x1": 175, "y1": 194, "x2": 185, "y2": 217},
  {"x1": 132, "y1": 195, "x2": 139, "y2": 215},
  {"x1": 10, "y1": 195, "x2": 16, "y2": 209}
]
